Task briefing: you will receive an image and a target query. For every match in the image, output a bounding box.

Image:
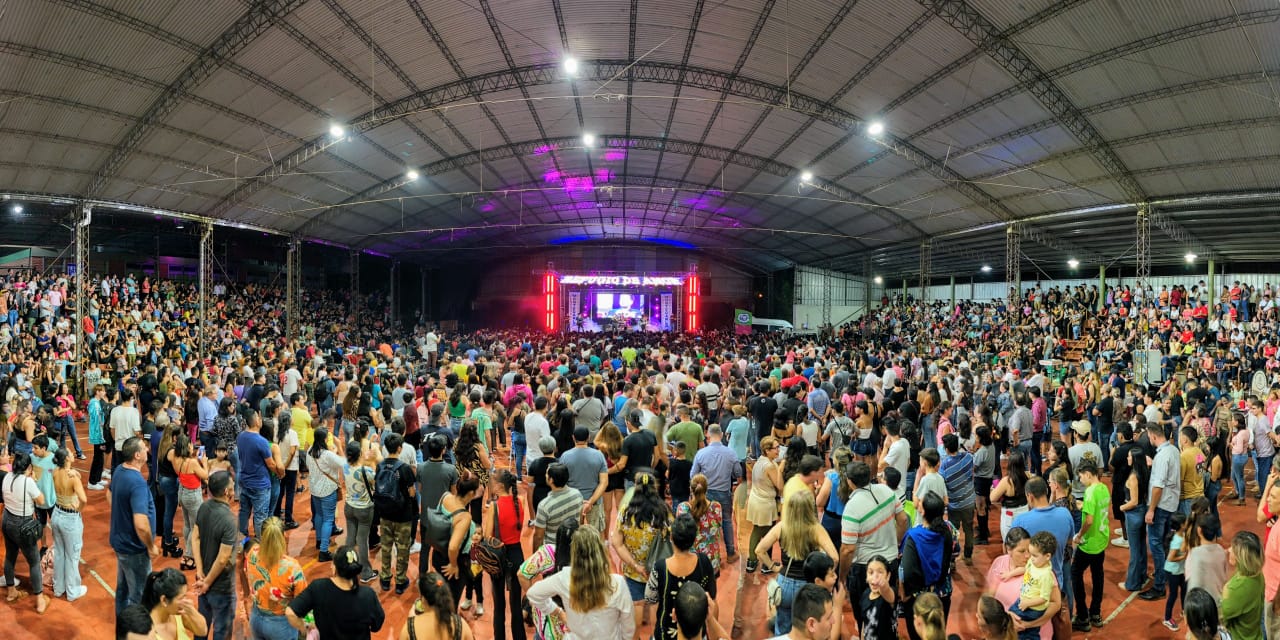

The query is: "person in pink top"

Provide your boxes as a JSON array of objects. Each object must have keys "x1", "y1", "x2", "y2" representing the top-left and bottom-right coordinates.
[{"x1": 984, "y1": 526, "x2": 1059, "y2": 640}]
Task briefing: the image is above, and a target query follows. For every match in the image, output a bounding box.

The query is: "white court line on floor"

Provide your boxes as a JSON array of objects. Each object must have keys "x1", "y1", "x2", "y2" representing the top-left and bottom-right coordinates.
[
  {"x1": 1104, "y1": 588, "x2": 1140, "y2": 624},
  {"x1": 81, "y1": 558, "x2": 115, "y2": 597}
]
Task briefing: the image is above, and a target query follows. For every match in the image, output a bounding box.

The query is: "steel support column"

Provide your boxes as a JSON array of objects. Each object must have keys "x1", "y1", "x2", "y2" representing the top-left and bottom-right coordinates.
[
  {"x1": 919, "y1": 240, "x2": 932, "y2": 303},
  {"x1": 420, "y1": 266, "x2": 428, "y2": 325},
  {"x1": 1208, "y1": 258, "x2": 1216, "y2": 298},
  {"x1": 950, "y1": 275, "x2": 956, "y2": 308},
  {"x1": 1006, "y1": 225, "x2": 1022, "y2": 308},
  {"x1": 285, "y1": 238, "x2": 301, "y2": 341},
  {"x1": 864, "y1": 256, "x2": 873, "y2": 313},
  {"x1": 349, "y1": 250, "x2": 360, "y2": 317},
  {"x1": 1099, "y1": 265, "x2": 1107, "y2": 312},
  {"x1": 390, "y1": 260, "x2": 400, "y2": 328},
  {"x1": 1136, "y1": 204, "x2": 1151, "y2": 291},
  {"x1": 198, "y1": 222, "x2": 213, "y2": 357},
  {"x1": 73, "y1": 204, "x2": 90, "y2": 391},
  {"x1": 821, "y1": 269, "x2": 833, "y2": 329}
]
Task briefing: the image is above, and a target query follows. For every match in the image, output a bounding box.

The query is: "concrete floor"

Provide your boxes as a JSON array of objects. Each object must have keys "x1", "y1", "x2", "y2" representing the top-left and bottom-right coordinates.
[{"x1": 0, "y1": 429, "x2": 1264, "y2": 640}]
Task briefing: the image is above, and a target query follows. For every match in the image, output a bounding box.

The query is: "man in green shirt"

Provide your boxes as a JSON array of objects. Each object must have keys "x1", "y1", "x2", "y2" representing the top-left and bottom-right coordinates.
[
  {"x1": 665, "y1": 405, "x2": 705, "y2": 455},
  {"x1": 1071, "y1": 461, "x2": 1110, "y2": 631}
]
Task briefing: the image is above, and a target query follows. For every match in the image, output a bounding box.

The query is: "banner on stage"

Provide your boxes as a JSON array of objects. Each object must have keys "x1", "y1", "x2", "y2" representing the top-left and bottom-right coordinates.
[
  {"x1": 559, "y1": 274, "x2": 683, "y2": 287},
  {"x1": 734, "y1": 309, "x2": 752, "y2": 334}
]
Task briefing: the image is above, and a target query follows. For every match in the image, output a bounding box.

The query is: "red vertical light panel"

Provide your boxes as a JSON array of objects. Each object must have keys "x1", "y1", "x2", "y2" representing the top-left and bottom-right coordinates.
[
  {"x1": 543, "y1": 272, "x2": 557, "y2": 332},
  {"x1": 685, "y1": 274, "x2": 700, "y2": 333}
]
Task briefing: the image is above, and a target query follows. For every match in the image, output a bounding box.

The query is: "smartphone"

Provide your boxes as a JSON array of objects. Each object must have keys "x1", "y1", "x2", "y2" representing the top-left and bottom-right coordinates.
[{"x1": 197, "y1": 446, "x2": 206, "y2": 458}]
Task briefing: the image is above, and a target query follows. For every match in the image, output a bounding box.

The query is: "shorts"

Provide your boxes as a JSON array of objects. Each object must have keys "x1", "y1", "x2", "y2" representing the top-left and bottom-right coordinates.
[
  {"x1": 853, "y1": 439, "x2": 877, "y2": 456},
  {"x1": 625, "y1": 576, "x2": 646, "y2": 602}
]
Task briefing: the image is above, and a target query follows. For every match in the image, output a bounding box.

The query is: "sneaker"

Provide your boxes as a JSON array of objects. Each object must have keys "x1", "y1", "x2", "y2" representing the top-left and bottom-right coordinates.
[
  {"x1": 87, "y1": 483, "x2": 106, "y2": 491},
  {"x1": 396, "y1": 581, "x2": 409, "y2": 595},
  {"x1": 66, "y1": 585, "x2": 88, "y2": 602},
  {"x1": 460, "y1": 598, "x2": 473, "y2": 610},
  {"x1": 745, "y1": 560, "x2": 758, "y2": 573},
  {"x1": 332, "y1": 527, "x2": 344, "y2": 536},
  {"x1": 283, "y1": 521, "x2": 300, "y2": 531},
  {"x1": 409, "y1": 542, "x2": 421, "y2": 555},
  {"x1": 1110, "y1": 537, "x2": 1129, "y2": 548},
  {"x1": 1163, "y1": 619, "x2": 1179, "y2": 631},
  {"x1": 1072, "y1": 617, "x2": 1091, "y2": 632},
  {"x1": 760, "y1": 564, "x2": 778, "y2": 575},
  {"x1": 1139, "y1": 588, "x2": 1165, "y2": 601},
  {"x1": 75, "y1": 453, "x2": 87, "y2": 460},
  {"x1": 359, "y1": 572, "x2": 377, "y2": 584},
  {"x1": 475, "y1": 604, "x2": 485, "y2": 617},
  {"x1": 317, "y1": 551, "x2": 333, "y2": 563},
  {"x1": 1113, "y1": 527, "x2": 1123, "y2": 536},
  {"x1": 380, "y1": 578, "x2": 391, "y2": 592},
  {"x1": 1090, "y1": 614, "x2": 1104, "y2": 628}
]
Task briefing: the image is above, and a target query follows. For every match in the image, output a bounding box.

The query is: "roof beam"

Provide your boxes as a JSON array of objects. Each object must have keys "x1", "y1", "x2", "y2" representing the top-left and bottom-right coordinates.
[{"x1": 84, "y1": 0, "x2": 309, "y2": 198}]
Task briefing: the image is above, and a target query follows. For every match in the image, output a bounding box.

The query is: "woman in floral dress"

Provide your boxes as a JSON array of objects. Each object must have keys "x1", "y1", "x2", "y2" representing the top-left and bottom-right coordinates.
[{"x1": 675, "y1": 474, "x2": 724, "y2": 575}]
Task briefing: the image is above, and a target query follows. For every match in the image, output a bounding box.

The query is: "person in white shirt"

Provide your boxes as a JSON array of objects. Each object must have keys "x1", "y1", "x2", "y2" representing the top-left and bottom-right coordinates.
[
  {"x1": 282, "y1": 364, "x2": 302, "y2": 398},
  {"x1": 526, "y1": 524, "x2": 634, "y2": 640},
  {"x1": 879, "y1": 420, "x2": 911, "y2": 501},
  {"x1": 523, "y1": 396, "x2": 551, "y2": 471},
  {"x1": 110, "y1": 389, "x2": 141, "y2": 473}
]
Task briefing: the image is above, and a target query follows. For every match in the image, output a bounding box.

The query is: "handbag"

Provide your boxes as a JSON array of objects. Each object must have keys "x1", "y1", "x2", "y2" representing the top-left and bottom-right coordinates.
[
  {"x1": 9, "y1": 475, "x2": 42, "y2": 548},
  {"x1": 471, "y1": 499, "x2": 507, "y2": 575},
  {"x1": 644, "y1": 525, "x2": 673, "y2": 574}
]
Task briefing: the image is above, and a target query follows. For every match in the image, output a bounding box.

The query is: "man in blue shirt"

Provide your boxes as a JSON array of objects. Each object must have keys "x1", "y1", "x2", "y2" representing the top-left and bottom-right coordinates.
[
  {"x1": 1011, "y1": 476, "x2": 1076, "y2": 628},
  {"x1": 109, "y1": 436, "x2": 157, "y2": 615},
  {"x1": 690, "y1": 424, "x2": 743, "y2": 560},
  {"x1": 236, "y1": 409, "x2": 279, "y2": 538},
  {"x1": 197, "y1": 386, "x2": 219, "y2": 455}
]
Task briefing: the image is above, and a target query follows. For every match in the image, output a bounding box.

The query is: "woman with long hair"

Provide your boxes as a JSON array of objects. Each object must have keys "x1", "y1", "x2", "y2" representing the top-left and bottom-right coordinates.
[
  {"x1": 746, "y1": 435, "x2": 784, "y2": 573},
  {"x1": 1221, "y1": 531, "x2": 1264, "y2": 640},
  {"x1": 285, "y1": 546, "x2": 385, "y2": 638},
  {"x1": 526, "y1": 525, "x2": 635, "y2": 640},
  {"x1": 645, "y1": 513, "x2": 730, "y2": 640},
  {"x1": 183, "y1": 386, "x2": 201, "y2": 445},
  {"x1": 609, "y1": 471, "x2": 672, "y2": 639},
  {"x1": 677, "y1": 474, "x2": 725, "y2": 575},
  {"x1": 1204, "y1": 434, "x2": 1227, "y2": 521},
  {"x1": 816, "y1": 447, "x2": 853, "y2": 549},
  {"x1": 594, "y1": 423, "x2": 625, "y2": 531},
  {"x1": 1121, "y1": 446, "x2": 1152, "y2": 593},
  {"x1": 911, "y1": 592, "x2": 946, "y2": 640},
  {"x1": 1186, "y1": 587, "x2": 1232, "y2": 640},
  {"x1": 171, "y1": 433, "x2": 206, "y2": 572},
  {"x1": 435, "y1": 470, "x2": 481, "y2": 606},
  {"x1": 242, "y1": 517, "x2": 308, "y2": 639},
  {"x1": 990, "y1": 449, "x2": 1030, "y2": 541},
  {"x1": 341, "y1": 439, "x2": 379, "y2": 583},
  {"x1": 3, "y1": 451, "x2": 48, "y2": 613},
  {"x1": 780, "y1": 435, "x2": 808, "y2": 483},
  {"x1": 554, "y1": 396, "x2": 576, "y2": 456},
  {"x1": 447, "y1": 383, "x2": 467, "y2": 432},
  {"x1": 305, "y1": 427, "x2": 345, "y2": 562},
  {"x1": 400, "y1": 571, "x2": 473, "y2": 640},
  {"x1": 142, "y1": 568, "x2": 208, "y2": 640},
  {"x1": 518, "y1": 518, "x2": 580, "y2": 640},
  {"x1": 484, "y1": 470, "x2": 529, "y2": 640},
  {"x1": 976, "y1": 595, "x2": 1016, "y2": 640},
  {"x1": 453, "y1": 419, "x2": 492, "y2": 613},
  {"x1": 754, "y1": 490, "x2": 838, "y2": 635},
  {"x1": 157, "y1": 421, "x2": 184, "y2": 559},
  {"x1": 50, "y1": 447, "x2": 87, "y2": 601}
]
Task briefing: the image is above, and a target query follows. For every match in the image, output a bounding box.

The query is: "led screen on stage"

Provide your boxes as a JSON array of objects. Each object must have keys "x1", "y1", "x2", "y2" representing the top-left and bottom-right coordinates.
[{"x1": 595, "y1": 292, "x2": 646, "y2": 320}]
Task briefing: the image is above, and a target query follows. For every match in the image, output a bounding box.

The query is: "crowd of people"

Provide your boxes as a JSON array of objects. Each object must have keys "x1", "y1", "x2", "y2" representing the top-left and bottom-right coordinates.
[{"x1": 1, "y1": 267, "x2": 1280, "y2": 640}]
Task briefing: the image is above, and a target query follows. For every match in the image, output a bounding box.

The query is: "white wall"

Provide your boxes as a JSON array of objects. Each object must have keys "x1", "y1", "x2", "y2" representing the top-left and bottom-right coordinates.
[{"x1": 918, "y1": 272, "x2": 1280, "y2": 303}]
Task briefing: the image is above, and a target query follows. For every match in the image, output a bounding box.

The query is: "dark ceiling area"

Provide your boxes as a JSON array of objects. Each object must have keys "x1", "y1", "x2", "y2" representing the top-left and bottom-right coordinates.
[{"x1": 1, "y1": 0, "x2": 1279, "y2": 279}]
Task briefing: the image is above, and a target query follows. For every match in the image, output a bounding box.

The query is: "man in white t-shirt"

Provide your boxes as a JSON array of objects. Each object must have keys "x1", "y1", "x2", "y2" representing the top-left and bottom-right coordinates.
[
  {"x1": 110, "y1": 389, "x2": 142, "y2": 473},
  {"x1": 523, "y1": 396, "x2": 551, "y2": 471},
  {"x1": 424, "y1": 331, "x2": 439, "y2": 370},
  {"x1": 879, "y1": 420, "x2": 910, "y2": 501},
  {"x1": 281, "y1": 363, "x2": 302, "y2": 398}
]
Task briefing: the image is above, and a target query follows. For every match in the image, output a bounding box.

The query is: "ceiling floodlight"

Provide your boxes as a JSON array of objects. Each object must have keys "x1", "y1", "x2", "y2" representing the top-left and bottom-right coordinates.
[
  {"x1": 11, "y1": 204, "x2": 22, "y2": 214},
  {"x1": 563, "y1": 57, "x2": 580, "y2": 76},
  {"x1": 406, "y1": 169, "x2": 420, "y2": 181},
  {"x1": 1185, "y1": 252, "x2": 1197, "y2": 263},
  {"x1": 981, "y1": 264, "x2": 992, "y2": 273},
  {"x1": 867, "y1": 120, "x2": 886, "y2": 136},
  {"x1": 329, "y1": 123, "x2": 345, "y2": 138},
  {"x1": 800, "y1": 170, "x2": 814, "y2": 183},
  {"x1": 582, "y1": 132, "x2": 596, "y2": 147},
  {"x1": 1067, "y1": 258, "x2": 1080, "y2": 269},
  {"x1": 873, "y1": 276, "x2": 883, "y2": 284}
]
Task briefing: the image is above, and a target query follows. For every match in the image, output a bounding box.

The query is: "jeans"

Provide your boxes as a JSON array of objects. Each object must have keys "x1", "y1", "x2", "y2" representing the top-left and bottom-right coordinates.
[
  {"x1": 311, "y1": 492, "x2": 338, "y2": 552},
  {"x1": 949, "y1": 505, "x2": 975, "y2": 558},
  {"x1": 238, "y1": 484, "x2": 271, "y2": 538},
  {"x1": 115, "y1": 551, "x2": 151, "y2": 615},
  {"x1": 1123, "y1": 506, "x2": 1148, "y2": 591},
  {"x1": 1165, "y1": 573, "x2": 1187, "y2": 621},
  {"x1": 1256, "y1": 454, "x2": 1275, "y2": 498},
  {"x1": 179, "y1": 486, "x2": 203, "y2": 557},
  {"x1": 273, "y1": 469, "x2": 297, "y2": 522},
  {"x1": 1233, "y1": 454, "x2": 1250, "y2": 499},
  {"x1": 1097, "y1": 430, "x2": 1112, "y2": 472},
  {"x1": 159, "y1": 476, "x2": 179, "y2": 544},
  {"x1": 510, "y1": 432, "x2": 526, "y2": 480},
  {"x1": 3, "y1": 511, "x2": 43, "y2": 595},
  {"x1": 708, "y1": 489, "x2": 736, "y2": 556},
  {"x1": 196, "y1": 589, "x2": 236, "y2": 640},
  {"x1": 1072, "y1": 548, "x2": 1105, "y2": 618},
  {"x1": 773, "y1": 574, "x2": 806, "y2": 636},
  {"x1": 90, "y1": 442, "x2": 111, "y2": 485},
  {"x1": 922, "y1": 415, "x2": 936, "y2": 454},
  {"x1": 57, "y1": 416, "x2": 83, "y2": 456},
  {"x1": 1009, "y1": 603, "x2": 1046, "y2": 640},
  {"x1": 491, "y1": 544, "x2": 528, "y2": 640},
  {"x1": 1030, "y1": 432, "x2": 1044, "y2": 476},
  {"x1": 268, "y1": 474, "x2": 281, "y2": 525},
  {"x1": 50, "y1": 508, "x2": 84, "y2": 597},
  {"x1": 1205, "y1": 479, "x2": 1222, "y2": 521},
  {"x1": 344, "y1": 503, "x2": 376, "y2": 578},
  {"x1": 1148, "y1": 507, "x2": 1174, "y2": 591},
  {"x1": 250, "y1": 609, "x2": 295, "y2": 640}
]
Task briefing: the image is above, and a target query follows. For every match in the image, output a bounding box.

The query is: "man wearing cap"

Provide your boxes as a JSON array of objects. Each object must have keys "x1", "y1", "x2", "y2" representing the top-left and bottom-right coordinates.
[{"x1": 1067, "y1": 420, "x2": 1103, "y2": 501}]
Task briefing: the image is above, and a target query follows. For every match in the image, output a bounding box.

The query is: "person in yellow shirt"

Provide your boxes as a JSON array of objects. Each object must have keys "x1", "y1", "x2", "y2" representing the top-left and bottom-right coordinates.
[{"x1": 290, "y1": 392, "x2": 315, "y2": 451}]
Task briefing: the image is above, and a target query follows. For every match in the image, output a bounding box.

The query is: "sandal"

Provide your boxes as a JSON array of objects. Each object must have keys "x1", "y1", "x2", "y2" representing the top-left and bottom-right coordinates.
[
  {"x1": 36, "y1": 593, "x2": 48, "y2": 614},
  {"x1": 7, "y1": 588, "x2": 29, "y2": 602},
  {"x1": 180, "y1": 557, "x2": 197, "y2": 571}
]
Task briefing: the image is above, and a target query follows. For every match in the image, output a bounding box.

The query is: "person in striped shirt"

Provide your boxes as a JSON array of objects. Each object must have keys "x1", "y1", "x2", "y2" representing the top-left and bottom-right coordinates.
[
  {"x1": 838, "y1": 461, "x2": 908, "y2": 635},
  {"x1": 940, "y1": 433, "x2": 976, "y2": 563}
]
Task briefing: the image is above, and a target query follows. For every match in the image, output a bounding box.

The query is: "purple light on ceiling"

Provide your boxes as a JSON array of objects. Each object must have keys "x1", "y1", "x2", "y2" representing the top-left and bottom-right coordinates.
[
  {"x1": 563, "y1": 176, "x2": 594, "y2": 194},
  {"x1": 542, "y1": 169, "x2": 563, "y2": 184},
  {"x1": 532, "y1": 143, "x2": 558, "y2": 156},
  {"x1": 682, "y1": 196, "x2": 711, "y2": 210},
  {"x1": 594, "y1": 168, "x2": 613, "y2": 182},
  {"x1": 602, "y1": 150, "x2": 626, "y2": 162},
  {"x1": 478, "y1": 202, "x2": 495, "y2": 213}
]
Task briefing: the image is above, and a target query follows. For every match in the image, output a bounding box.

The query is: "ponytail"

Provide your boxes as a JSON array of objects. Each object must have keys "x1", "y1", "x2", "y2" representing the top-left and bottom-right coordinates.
[{"x1": 689, "y1": 474, "x2": 710, "y2": 521}]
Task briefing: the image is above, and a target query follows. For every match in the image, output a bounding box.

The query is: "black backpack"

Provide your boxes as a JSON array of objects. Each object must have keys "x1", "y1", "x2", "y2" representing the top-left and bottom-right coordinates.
[
  {"x1": 314, "y1": 380, "x2": 331, "y2": 403},
  {"x1": 372, "y1": 459, "x2": 408, "y2": 515}
]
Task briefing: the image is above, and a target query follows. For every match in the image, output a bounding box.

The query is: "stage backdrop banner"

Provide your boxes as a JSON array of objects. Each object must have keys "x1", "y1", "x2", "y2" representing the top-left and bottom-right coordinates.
[{"x1": 734, "y1": 309, "x2": 753, "y2": 334}]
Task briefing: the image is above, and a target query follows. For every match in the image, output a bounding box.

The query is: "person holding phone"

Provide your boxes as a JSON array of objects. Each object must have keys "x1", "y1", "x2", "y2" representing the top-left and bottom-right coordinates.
[{"x1": 171, "y1": 434, "x2": 209, "y2": 572}]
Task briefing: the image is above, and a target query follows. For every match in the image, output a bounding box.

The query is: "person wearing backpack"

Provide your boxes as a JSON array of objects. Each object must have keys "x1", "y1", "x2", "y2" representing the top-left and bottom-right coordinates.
[
  {"x1": 427, "y1": 470, "x2": 481, "y2": 607},
  {"x1": 375, "y1": 433, "x2": 417, "y2": 595},
  {"x1": 484, "y1": 470, "x2": 529, "y2": 640}
]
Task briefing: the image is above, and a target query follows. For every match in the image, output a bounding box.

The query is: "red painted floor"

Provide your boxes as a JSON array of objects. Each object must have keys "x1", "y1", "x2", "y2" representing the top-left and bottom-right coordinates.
[{"x1": 0, "y1": 428, "x2": 1267, "y2": 640}]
